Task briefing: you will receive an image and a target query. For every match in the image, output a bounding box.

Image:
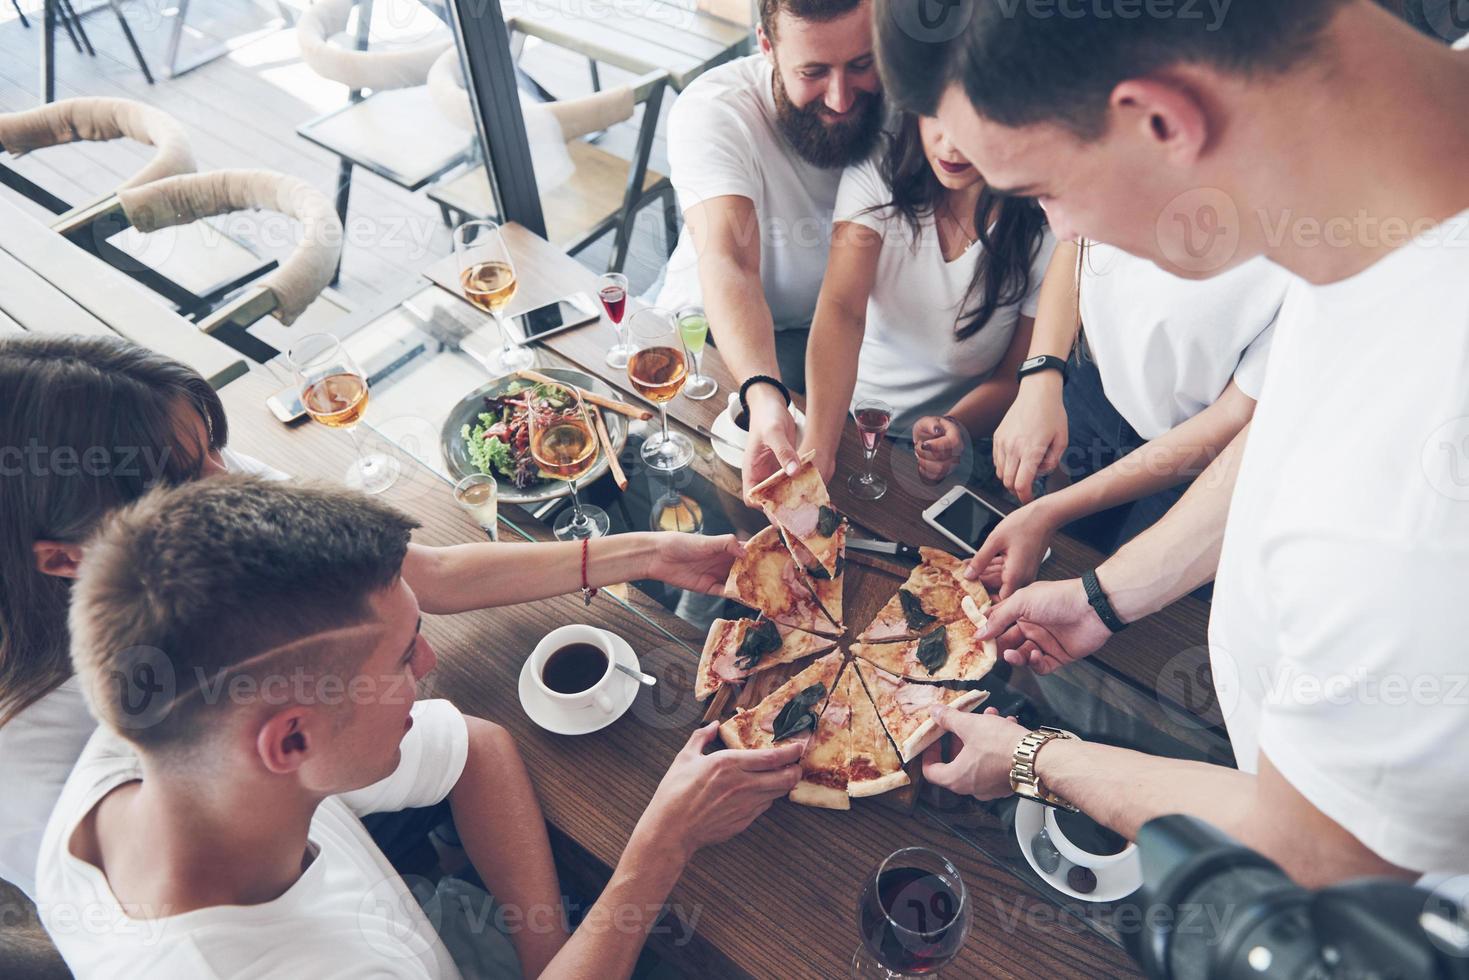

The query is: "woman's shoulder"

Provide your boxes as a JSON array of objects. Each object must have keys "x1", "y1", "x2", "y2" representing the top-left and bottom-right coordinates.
[{"x1": 835, "y1": 155, "x2": 907, "y2": 230}]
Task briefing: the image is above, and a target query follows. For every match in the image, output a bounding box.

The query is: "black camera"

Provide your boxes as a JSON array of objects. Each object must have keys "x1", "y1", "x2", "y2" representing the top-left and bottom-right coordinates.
[{"x1": 1124, "y1": 816, "x2": 1469, "y2": 979}]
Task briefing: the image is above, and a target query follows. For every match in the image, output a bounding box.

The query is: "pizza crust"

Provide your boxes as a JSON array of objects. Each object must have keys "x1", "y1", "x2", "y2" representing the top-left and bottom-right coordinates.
[
  {"x1": 898, "y1": 688, "x2": 988, "y2": 762},
  {"x1": 789, "y1": 780, "x2": 850, "y2": 810},
  {"x1": 848, "y1": 769, "x2": 911, "y2": 798}
]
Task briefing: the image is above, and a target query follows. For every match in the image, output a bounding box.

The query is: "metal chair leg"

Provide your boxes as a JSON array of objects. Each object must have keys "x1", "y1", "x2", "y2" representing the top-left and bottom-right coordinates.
[
  {"x1": 55, "y1": 0, "x2": 87, "y2": 53},
  {"x1": 109, "y1": 0, "x2": 155, "y2": 84},
  {"x1": 331, "y1": 156, "x2": 353, "y2": 285},
  {"x1": 12, "y1": 0, "x2": 30, "y2": 28},
  {"x1": 608, "y1": 79, "x2": 667, "y2": 273}
]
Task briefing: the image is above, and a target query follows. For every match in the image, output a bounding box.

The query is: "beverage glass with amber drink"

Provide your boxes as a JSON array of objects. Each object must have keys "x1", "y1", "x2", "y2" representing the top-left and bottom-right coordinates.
[
  {"x1": 528, "y1": 383, "x2": 610, "y2": 540},
  {"x1": 288, "y1": 333, "x2": 400, "y2": 494},
  {"x1": 626, "y1": 308, "x2": 694, "y2": 472},
  {"x1": 454, "y1": 220, "x2": 534, "y2": 373}
]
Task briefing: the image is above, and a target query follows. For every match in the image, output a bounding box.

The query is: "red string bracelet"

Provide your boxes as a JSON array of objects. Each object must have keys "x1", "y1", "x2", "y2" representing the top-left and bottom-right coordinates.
[{"x1": 579, "y1": 538, "x2": 598, "y2": 606}]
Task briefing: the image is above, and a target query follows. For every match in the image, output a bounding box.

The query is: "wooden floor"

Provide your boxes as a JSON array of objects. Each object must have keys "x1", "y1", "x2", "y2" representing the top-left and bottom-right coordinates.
[{"x1": 0, "y1": 0, "x2": 682, "y2": 339}]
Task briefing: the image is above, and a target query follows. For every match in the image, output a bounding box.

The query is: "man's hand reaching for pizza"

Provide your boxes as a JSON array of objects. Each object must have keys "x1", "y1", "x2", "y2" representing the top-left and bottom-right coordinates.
[
  {"x1": 639, "y1": 724, "x2": 806, "y2": 863},
  {"x1": 979, "y1": 579, "x2": 1112, "y2": 675},
  {"x1": 743, "y1": 387, "x2": 801, "y2": 502},
  {"x1": 921, "y1": 706, "x2": 1029, "y2": 800}
]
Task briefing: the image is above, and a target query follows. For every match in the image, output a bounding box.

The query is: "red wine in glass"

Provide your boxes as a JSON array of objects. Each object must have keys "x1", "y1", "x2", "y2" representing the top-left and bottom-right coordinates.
[
  {"x1": 599, "y1": 272, "x2": 632, "y2": 368},
  {"x1": 857, "y1": 864, "x2": 966, "y2": 975},
  {"x1": 855, "y1": 406, "x2": 891, "y2": 450},
  {"x1": 850, "y1": 397, "x2": 894, "y2": 500},
  {"x1": 599, "y1": 285, "x2": 626, "y2": 323}
]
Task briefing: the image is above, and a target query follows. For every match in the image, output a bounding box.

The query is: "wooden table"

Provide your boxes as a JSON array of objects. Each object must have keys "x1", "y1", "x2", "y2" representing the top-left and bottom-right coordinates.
[{"x1": 220, "y1": 222, "x2": 1228, "y2": 977}]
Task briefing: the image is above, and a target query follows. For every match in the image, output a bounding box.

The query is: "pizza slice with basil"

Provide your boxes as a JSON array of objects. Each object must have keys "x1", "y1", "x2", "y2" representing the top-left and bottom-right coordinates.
[
  {"x1": 848, "y1": 662, "x2": 909, "y2": 797},
  {"x1": 852, "y1": 597, "x2": 997, "y2": 683},
  {"x1": 779, "y1": 522, "x2": 845, "y2": 632},
  {"x1": 853, "y1": 659, "x2": 988, "y2": 763},
  {"x1": 858, "y1": 547, "x2": 992, "y2": 643},
  {"x1": 695, "y1": 617, "x2": 838, "y2": 701},
  {"x1": 722, "y1": 524, "x2": 840, "y2": 636},
  {"x1": 748, "y1": 453, "x2": 842, "y2": 577},
  {"x1": 718, "y1": 651, "x2": 845, "y2": 752},
  {"x1": 789, "y1": 667, "x2": 854, "y2": 810}
]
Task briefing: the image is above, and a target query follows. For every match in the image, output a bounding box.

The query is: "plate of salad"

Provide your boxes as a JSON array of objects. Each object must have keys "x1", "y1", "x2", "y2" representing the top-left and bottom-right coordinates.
[{"x1": 440, "y1": 367, "x2": 630, "y2": 504}]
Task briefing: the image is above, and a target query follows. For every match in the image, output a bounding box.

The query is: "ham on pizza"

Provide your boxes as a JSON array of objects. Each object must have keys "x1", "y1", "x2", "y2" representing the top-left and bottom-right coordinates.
[
  {"x1": 859, "y1": 547, "x2": 991, "y2": 643},
  {"x1": 719, "y1": 652, "x2": 846, "y2": 752},
  {"x1": 852, "y1": 597, "x2": 996, "y2": 683},
  {"x1": 723, "y1": 525, "x2": 840, "y2": 636},
  {"x1": 695, "y1": 617, "x2": 838, "y2": 701},
  {"x1": 748, "y1": 453, "x2": 842, "y2": 577},
  {"x1": 853, "y1": 659, "x2": 987, "y2": 763}
]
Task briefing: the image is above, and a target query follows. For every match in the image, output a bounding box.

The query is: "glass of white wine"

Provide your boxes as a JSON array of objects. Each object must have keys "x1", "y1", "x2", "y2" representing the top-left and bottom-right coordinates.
[
  {"x1": 453, "y1": 473, "x2": 499, "y2": 541},
  {"x1": 528, "y1": 383, "x2": 610, "y2": 540},
  {"x1": 626, "y1": 308, "x2": 695, "y2": 472},
  {"x1": 454, "y1": 220, "x2": 534, "y2": 374},
  {"x1": 288, "y1": 333, "x2": 400, "y2": 494}
]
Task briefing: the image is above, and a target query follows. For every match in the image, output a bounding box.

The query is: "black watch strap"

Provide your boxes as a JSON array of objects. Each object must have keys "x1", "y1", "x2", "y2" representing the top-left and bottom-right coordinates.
[
  {"x1": 1017, "y1": 354, "x2": 1068, "y2": 383},
  {"x1": 738, "y1": 375, "x2": 792, "y2": 416},
  {"x1": 1082, "y1": 568, "x2": 1128, "y2": 633}
]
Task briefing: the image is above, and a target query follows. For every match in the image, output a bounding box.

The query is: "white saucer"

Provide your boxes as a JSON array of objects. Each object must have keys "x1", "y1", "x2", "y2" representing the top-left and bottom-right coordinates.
[
  {"x1": 1014, "y1": 799, "x2": 1143, "y2": 903},
  {"x1": 709, "y1": 393, "x2": 807, "y2": 468},
  {"x1": 518, "y1": 630, "x2": 641, "y2": 736}
]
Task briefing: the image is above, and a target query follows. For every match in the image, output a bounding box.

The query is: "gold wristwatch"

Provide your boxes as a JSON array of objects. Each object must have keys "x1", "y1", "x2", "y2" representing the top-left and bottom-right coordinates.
[{"x1": 1009, "y1": 727, "x2": 1079, "y2": 813}]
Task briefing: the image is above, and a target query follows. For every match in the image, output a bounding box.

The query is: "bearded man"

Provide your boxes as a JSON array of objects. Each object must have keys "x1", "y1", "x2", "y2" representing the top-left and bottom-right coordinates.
[{"x1": 656, "y1": 0, "x2": 884, "y2": 496}]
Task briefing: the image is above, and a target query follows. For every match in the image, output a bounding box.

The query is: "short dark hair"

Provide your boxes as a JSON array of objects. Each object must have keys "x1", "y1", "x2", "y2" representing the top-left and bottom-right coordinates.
[
  {"x1": 875, "y1": 0, "x2": 1351, "y2": 137},
  {"x1": 70, "y1": 476, "x2": 419, "y2": 749},
  {"x1": 761, "y1": 0, "x2": 865, "y2": 41}
]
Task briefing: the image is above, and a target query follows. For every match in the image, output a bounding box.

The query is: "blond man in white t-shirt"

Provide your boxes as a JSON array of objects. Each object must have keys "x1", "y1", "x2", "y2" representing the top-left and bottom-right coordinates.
[
  {"x1": 37, "y1": 478, "x2": 805, "y2": 979},
  {"x1": 656, "y1": 0, "x2": 885, "y2": 499},
  {"x1": 877, "y1": 0, "x2": 1469, "y2": 885}
]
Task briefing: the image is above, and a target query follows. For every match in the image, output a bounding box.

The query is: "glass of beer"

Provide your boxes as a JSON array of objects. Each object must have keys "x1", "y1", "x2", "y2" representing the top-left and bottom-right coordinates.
[
  {"x1": 676, "y1": 306, "x2": 717, "y2": 401},
  {"x1": 527, "y1": 383, "x2": 610, "y2": 540},
  {"x1": 454, "y1": 220, "x2": 534, "y2": 374},
  {"x1": 288, "y1": 333, "x2": 400, "y2": 494},
  {"x1": 626, "y1": 308, "x2": 694, "y2": 472},
  {"x1": 453, "y1": 473, "x2": 500, "y2": 541}
]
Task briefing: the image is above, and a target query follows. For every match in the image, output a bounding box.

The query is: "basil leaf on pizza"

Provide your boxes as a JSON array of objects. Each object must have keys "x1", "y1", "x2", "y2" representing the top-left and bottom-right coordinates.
[
  {"x1": 898, "y1": 589, "x2": 937, "y2": 631},
  {"x1": 816, "y1": 505, "x2": 841, "y2": 538},
  {"x1": 735, "y1": 618, "x2": 782, "y2": 669},
  {"x1": 773, "y1": 683, "x2": 826, "y2": 741},
  {"x1": 915, "y1": 628, "x2": 949, "y2": 675}
]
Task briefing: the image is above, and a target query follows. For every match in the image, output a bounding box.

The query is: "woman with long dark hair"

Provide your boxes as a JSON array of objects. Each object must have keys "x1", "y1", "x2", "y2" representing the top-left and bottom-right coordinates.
[{"x1": 799, "y1": 111, "x2": 1055, "y2": 480}]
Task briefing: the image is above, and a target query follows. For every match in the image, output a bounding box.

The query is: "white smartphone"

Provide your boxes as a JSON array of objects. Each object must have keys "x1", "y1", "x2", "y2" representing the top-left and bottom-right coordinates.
[{"x1": 922, "y1": 485, "x2": 1051, "y2": 563}]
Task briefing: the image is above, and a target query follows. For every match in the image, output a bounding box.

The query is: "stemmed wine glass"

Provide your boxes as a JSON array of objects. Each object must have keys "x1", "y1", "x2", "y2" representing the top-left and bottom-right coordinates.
[
  {"x1": 853, "y1": 847, "x2": 971, "y2": 978},
  {"x1": 599, "y1": 272, "x2": 633, "y2": 368},
  {"x1": 454, "y1": 220, "x2": 535, "y2": 373},
  {"x1": 676, "y1": 306, "x2": 717, "y2": 400},
  {"x1": 288, "y1": 333, "x2": 400, "y2": 495},
  {"x1": 527, "y1": 383, "x2": 610, "y2": 540},
  {"x1": 626, "y1": 308, "x2": 695, "y2": 472},
  {"x1": 850, "y1": 397, "x2": 893, "y2": 500}
]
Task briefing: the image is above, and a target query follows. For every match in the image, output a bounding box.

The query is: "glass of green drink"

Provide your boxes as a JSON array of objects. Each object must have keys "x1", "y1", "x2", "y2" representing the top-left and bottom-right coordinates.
[{"x1": 676, "y1": 306, "x2": 718, "y2": 400}]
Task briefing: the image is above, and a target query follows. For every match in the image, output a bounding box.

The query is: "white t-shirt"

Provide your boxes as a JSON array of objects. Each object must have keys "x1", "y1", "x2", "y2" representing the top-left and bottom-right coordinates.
[
  {"x1": 0, "y1": 450, "x2": 286, "y2": 900},
  {"x1": 1079, "y1": 243, "x2": 1291, "y2": 439},
  {"x1": 1210, "y1": 207, "x2": 1469, "y2": 874},
  {"x1": 835, "y1": 157, "x2": 1056, "y2": 435},
  {"x1": 657, "y1": 55, "x2": 844, "y2": 333},
  {"x1": 38, "y1": 699, "x2": 470, "y2": 979}
]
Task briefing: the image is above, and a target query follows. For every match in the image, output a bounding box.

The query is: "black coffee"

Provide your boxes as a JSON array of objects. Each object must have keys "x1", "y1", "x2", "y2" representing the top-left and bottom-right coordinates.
[
  {"x1": 541, "y1": 643, "x2": 609, "y2": 694},
  {"x1": 1054, "y1": 808, "x2": 1129, "y2": 856}
]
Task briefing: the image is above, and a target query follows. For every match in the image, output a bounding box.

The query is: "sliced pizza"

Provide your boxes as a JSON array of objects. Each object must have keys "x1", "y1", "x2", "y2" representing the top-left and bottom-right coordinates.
[
  {"x1": 853, "y1": 659, "x2": 988, "y2": 763},
  {"x1": 847, "y1": 663, "x2": 909, "y2": 797},
  {"x1": 789, "y1": 668, "x2": 854, "y2": 810},
  {"x1": 779, "y1": 522, "x2": 845, "y2": 632},
  {"x1": 719, "y1": 651, "x2": 845, "y2": 752},
  {"x1": 858, "y1": 547, "x2": 992, "y2": 643},
  {"x1": 723, "y1": 524, "x2": 839, "y2": 635},
  {"x1": 695, "y1": 617, "x2": 838, "y2": 701},
  {"x1": 748, "y1": 453, "x2": 842, "y2": 577},
  {"x1": 852, "y1": 600, "x2": 997, "y2": 683}
]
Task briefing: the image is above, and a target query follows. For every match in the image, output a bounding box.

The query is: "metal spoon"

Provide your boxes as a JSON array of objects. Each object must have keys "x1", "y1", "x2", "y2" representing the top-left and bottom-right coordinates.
[{"x1": 615, "y1": 662, "x2": 657, "y2": 687}]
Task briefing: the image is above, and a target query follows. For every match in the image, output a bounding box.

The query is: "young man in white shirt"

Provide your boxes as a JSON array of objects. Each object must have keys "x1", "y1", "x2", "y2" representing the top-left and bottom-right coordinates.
[
  {"x1": 655, "y1": 0, "x2": 884, "y2": 497},
  {"x1": 37, "y1": 477, "x2": 806, "y2": 978},
  {"x1": 875, "y1": 0, "x2": 1469, "y2": 883}
]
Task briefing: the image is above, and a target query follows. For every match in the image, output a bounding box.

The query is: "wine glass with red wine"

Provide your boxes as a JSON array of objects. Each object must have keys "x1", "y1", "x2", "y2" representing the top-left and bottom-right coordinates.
[
  {"x1": 599, "y1": 272, "x2": 633, "y2": 369},
  {"x1": 853, "y1": 847, "x2": 970, "y2": 978},
  {"x1": 849, "y1": 397, "x2": 893, "y2": 500},
  {"x1": 626, "y1": 308, "x2": 695, "y2": 472},
  {"x1": 288, "y1": 333, "x2": 400, "y2": 495}
]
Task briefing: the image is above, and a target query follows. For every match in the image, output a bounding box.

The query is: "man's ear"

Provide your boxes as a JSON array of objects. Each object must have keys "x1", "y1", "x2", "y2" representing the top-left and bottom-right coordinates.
[
  {"x1": 757, "y1": 23, "x2": 774, "y2": 62},
  {"x1": 1110, "y1": 77, "x2": 1210, "y2": 167},
  {"x1": 257, "y1": 709, "x2": 316, "y2": 775},
  {"x1": 33, "y1": 540, "x2": 84, "y2": 579}
]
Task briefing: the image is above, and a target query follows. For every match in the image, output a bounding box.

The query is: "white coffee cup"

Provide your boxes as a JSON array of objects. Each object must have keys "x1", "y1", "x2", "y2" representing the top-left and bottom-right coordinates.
[
  {"x1": 1044, "y1": 806, "x2": 1138, "y2": 871},
  {"x1": 530, "y1": 625, "x2": 618, "y2": 714}
]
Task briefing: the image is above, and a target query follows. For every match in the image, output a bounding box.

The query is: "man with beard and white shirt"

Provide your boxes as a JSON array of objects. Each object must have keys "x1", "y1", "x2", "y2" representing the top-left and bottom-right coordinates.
[{"x1": 656, "y1": 0, "x2": 883, "y2": 498}]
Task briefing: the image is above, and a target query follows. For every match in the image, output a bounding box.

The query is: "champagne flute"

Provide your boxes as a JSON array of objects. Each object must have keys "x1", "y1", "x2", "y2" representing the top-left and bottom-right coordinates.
[
  {"x1": 853, "y1": 847, "x2": 971, "y2": 978},
  {"x1": 626, "y1": 308, "x2": 695, "y2": 472},
  {"x1": 850, "y1": 397, "x2": 893, "y2": 500},
  {"x1": 599, "y1": 272, "x2": 633, "y2": 368},
  {"x1": 289, "y1": 333, "x2": 400, "y2": 495},
  {"x1": 676, "y1": 306, "x2": 717, "y2": 400},
  {"x1": 454, "y1": 220, "x2": 535, "y2": 373},
  {"x1": 527, "y1": 383, "x2": 610, "y2": 540},
  {"x1": 453, "y1": 473, "x2": 500, "y2": 541}
]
